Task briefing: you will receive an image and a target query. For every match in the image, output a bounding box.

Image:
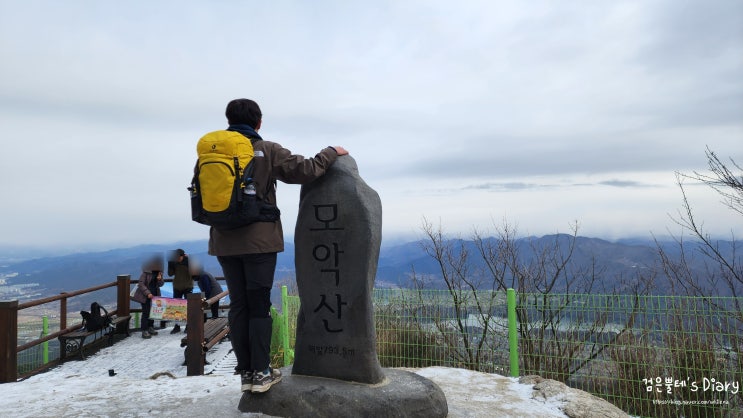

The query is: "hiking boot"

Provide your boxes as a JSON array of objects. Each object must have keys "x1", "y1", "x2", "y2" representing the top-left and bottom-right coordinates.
[
  {"x1": 240, "y1": 371, "x2": 254, "y2": 392},
  {"x1": 251, "y1": 368, "x2": 282, "y2": 393},
  {"x1": 147, "y1": 327, "x2": 159, "y2": 336},
  {"x1": 170, "y1": 324, "x2": 181, "y2": 334},
  {"x1": 141, "y1": 330, "x2": 151, "y2": 339}
]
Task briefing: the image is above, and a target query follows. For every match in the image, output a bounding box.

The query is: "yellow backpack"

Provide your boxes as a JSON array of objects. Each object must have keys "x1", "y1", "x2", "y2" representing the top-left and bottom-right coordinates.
[{"x1": 189, "y1": 130, "x2": 280, "y2": 229}]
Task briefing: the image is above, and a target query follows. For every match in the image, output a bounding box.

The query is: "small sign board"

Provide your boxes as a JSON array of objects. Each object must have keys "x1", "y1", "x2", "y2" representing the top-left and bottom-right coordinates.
[{"x1": 150, "y1": 297, "x2": 187, "y2": 321}]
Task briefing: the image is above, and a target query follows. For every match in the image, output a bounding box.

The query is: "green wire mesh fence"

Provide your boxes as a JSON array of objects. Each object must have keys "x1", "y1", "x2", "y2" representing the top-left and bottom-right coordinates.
[
  {"x1": 16, "y1": 286, "x2": 741, "y2": 417},
  {"x1": 370, "y1": 289, "x2": 742, "y2": 418},
  {"x1": 278, "y1": 287, "x2": 741, "y2": 416}
]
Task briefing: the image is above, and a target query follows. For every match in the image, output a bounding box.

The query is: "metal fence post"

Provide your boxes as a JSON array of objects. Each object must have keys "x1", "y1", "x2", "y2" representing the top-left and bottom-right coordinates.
[
  {"x1": 281, "y1": 285, "x2": 290, "y2": 365},
  {"x1": 507, "y1": 288, "x2": 519, "y2": 377}
]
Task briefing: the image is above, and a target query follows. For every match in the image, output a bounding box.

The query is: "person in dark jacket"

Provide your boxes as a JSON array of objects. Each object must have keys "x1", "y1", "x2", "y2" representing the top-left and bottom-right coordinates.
[
  {"x1": 190, "y1": 261, "x2": 224, "y2": 319},
  {"x1": 132, "y1": 255, "x2": 165, "y2": 339},
  {"x1": 167, "y1": 249, "x2": 192, "y2": 333},
  {"x1": 206, "y1": 98, "x2": 348, "y2": 394}
]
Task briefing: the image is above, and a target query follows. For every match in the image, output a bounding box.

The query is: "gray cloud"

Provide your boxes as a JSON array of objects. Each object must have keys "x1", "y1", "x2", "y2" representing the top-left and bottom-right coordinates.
[
  {"x1": 462, "y1": 178, "x2": 658, "y2": 192},
  {"x1": 0, "y1": 0, "x2": 741, "y2": 246},
  {"x1": 464, "y1": 182, "x2": 552, "y2": 192},
  {"x1": 598, "y1": 180, "x2": 657, "y2": 188},
  {"x1": 391, "y1": 131, "x2": 736, "y2": 180},
  {"x1": 634, "y1": 0, "x2": 743, "y2": 71}
]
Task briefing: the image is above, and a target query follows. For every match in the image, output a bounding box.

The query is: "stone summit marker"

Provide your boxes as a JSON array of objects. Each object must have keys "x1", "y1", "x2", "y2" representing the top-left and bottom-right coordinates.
[
  {"x1": 240, "y1": 156, "x2": 448, "y2": 417},
  {"x1": 292, "y1": 154, "x2": 385, "y2": 384}
]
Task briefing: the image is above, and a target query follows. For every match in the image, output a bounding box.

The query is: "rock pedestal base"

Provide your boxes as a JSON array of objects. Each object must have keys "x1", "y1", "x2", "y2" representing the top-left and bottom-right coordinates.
[{"x1": 238, "y1": 367, "x2": 448, "y2": 418}]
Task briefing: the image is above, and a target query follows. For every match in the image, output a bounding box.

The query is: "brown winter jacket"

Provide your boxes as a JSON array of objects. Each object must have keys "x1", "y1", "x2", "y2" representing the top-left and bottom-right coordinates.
[
  {"x1": 208, "y1": 138, "x2": 339, "y2": 256},
  {"x1": 132, "y1": 270, "x2": 164, "y2": 304}
]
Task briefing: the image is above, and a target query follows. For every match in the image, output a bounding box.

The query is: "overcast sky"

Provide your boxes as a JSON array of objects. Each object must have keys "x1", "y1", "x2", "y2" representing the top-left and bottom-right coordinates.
[{"x1": 1, "y1": 0, "x2": 741, "y2": 249}]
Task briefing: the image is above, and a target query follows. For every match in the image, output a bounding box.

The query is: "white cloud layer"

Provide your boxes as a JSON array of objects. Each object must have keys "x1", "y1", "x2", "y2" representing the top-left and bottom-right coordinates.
[{"x1": 1, "y1": 0, "x2": 741, "y2": 248}]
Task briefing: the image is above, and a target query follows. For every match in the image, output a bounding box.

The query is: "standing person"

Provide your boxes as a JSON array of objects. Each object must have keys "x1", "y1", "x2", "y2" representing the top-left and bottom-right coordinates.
[
  {"x1": 167, "y1": 248, "x2": 192, "y2": 333},
  {"x1": 206, "y1": 98, "x2": 348, "y2": 394},
  {"x1": 132, "y1": 255, "x2": 165, "y2": 339}
]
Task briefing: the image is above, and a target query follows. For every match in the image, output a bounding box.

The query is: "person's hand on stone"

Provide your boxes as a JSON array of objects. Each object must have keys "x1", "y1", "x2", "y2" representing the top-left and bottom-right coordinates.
[{"x1": 332, "y1": 146, "x2": 349, "y2": 156}]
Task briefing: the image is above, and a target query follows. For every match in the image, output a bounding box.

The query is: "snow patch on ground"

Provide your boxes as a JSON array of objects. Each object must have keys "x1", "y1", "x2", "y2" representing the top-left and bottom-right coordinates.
[{"x1": 0, "y1": 326, "x2": 576, "y2": 417}]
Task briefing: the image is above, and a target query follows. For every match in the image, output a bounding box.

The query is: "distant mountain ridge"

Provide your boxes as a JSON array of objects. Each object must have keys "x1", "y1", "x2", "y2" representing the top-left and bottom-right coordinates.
[{"x1": 0, "y1": 235, "x2": 733, "y2": 304}]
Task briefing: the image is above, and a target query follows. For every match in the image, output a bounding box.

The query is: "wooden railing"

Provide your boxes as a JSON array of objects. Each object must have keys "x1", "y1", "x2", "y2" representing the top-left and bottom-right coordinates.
[
  {"x1": 0, "y1": 275, "x2": 132, "y2": 383},
  {"x1": 184, "y1": 289, "x2": 230, "y2": 376}
]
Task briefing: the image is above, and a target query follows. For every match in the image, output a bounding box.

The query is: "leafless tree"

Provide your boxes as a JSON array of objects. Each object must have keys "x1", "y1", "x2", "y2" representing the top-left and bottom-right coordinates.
[
  {"x1": 410, "y1": 218, "x2": 650, "y2": 382},
  {"x1": 664, "y1": 147, "x2": 742, "y2": 297},
  {"x1": 658, "y1": 147, "x2": 742, "y2": 407}
]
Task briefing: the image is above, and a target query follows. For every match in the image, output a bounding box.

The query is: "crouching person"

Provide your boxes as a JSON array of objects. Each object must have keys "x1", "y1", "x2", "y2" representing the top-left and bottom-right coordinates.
[
  {"x1": 190, "y1": 260, "x2": 224, "y2": 320},
  {"x1": 132, "y1": 254, "x2": 165, "y2": 339}
]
